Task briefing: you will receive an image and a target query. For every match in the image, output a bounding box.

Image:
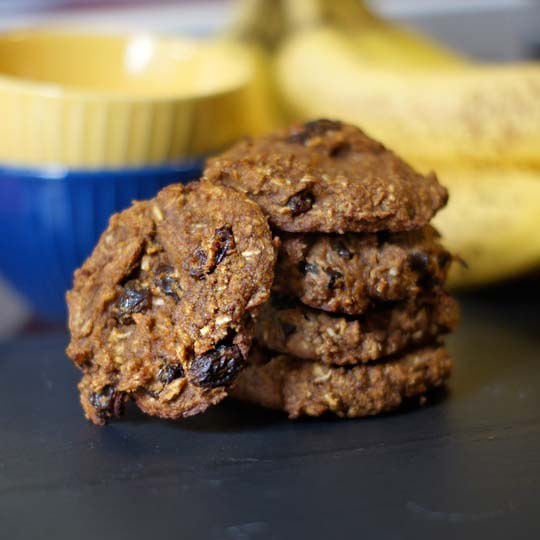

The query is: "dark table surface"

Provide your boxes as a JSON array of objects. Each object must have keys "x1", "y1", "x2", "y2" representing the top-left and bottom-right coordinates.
[{"x1": 1, "y1": 280, "x2": 539, "y2": 540}]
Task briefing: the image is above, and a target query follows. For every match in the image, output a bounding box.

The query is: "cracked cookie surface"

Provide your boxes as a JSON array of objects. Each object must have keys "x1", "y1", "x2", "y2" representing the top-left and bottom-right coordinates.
[
  {"x1": 255, "y1": 289, "x2": 458, "y2": 366},
  {"x1": 274, "y1": 226, "x2": 451, "y2": 315},
  {"x1": 66, "y1": 180, "x2": 276, "y2": 424},
  {"x1": 231, "y1": 345, "x2": 452, "y2": 418},
  {"x1": 204, "y1": 119, "x2": 447, "y2": 233}
]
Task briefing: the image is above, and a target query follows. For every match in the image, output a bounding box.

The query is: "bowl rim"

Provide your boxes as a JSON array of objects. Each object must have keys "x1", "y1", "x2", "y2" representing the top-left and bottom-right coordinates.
[
  {"x1": 0, "y1": 27, "x2": 252, "y2": 103},
  {"x1": 0, "y1": 157, "x2": 205, "y2": 181}
]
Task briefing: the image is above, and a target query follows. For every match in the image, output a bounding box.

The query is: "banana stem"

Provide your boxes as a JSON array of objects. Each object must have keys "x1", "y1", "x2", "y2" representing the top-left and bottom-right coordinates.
[
  {"x1": 230, "y1": 0, "x2": 380, "y2": 50},
  {"x1": 284, "y1": 0, "x2": 378, "y2": 30}
]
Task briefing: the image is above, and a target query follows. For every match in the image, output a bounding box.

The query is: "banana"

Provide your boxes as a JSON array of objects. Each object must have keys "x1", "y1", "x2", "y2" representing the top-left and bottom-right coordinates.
[
  {"x1": 276, "y1": 28, "x2": 540, "y2": 169},
  {"x1": 241, "y1": 45, "x2": 285, "y2": 135},
  {"x1": 433, "y1": 168, "x2": 540, "y2": 287}
]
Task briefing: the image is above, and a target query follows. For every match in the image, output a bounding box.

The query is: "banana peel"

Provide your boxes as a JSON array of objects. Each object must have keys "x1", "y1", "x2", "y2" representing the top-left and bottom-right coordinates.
[
  {"x1": 276, "y1": 28, "x2": 540, "y2": 169},
  {"x1": 434, "y1": 168, "x2": 540, "y2": 287}
]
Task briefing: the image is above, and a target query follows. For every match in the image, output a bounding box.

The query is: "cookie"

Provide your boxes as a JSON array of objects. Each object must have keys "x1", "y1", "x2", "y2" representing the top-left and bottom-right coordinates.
[
  {"x1": 255, "y1": 289, "x2": 458, "y2": 366},
  {"x1": 204, "y1": 119, "x2": 448, "y2": 233},
  {"x1": 274, "y1": 226, "x2": 451, "y2": 315},
  {"x1": 231, "y1": 345, "x2": 452, "y2": 418},
  {"x1": 66, "y1": 180, "x2": 276, "y2": 424}
]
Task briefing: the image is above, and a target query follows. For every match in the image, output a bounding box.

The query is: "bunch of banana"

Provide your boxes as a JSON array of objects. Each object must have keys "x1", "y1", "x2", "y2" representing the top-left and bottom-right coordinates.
[{"x1": 230, "y1": 0, "x2": 540, "y2": 287}]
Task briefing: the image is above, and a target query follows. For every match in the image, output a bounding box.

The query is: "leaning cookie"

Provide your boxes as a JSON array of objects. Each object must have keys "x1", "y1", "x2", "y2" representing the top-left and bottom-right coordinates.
[
  {"x1": 255, "y1": 289, "x2": 458, "y2": 366},
  {"x1": 274, "y1": 226, "x2": 451, "y2": 315},
  {"x1": 66, "y1": 180, "x2": 276, "y2": 424},
  {"x1": 204, "y1": 119, "x2": 447, "y2": 233},
  {"x1": 231, "y1": 345, "x2": 452, "y2": 418}
]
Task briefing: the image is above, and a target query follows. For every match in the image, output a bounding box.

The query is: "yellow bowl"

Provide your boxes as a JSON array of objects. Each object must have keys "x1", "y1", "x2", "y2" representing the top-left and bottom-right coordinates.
[{"x1": 0, "y1": 29, "x2": 255, "y2": 168}]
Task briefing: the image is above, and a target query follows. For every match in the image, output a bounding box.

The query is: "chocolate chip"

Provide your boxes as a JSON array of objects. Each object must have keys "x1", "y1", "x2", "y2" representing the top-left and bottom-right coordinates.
[
  {"x1": 89, "y1": 386, "x2": 125, "y2": 420},
  {"x1": 326, "y1": 269, "x2": 344, "y2": 290},
  {"x1": 287, "y1": 119, "x2": 342, "y2": 144},
  {"x1": 286, "y1": 191, "x2": 314, "y2": 216},
  {"x1": 115, "y1": 281, "x2": 150, "y2": 324},
  {"x1": 332, "y1": 239, "x2": 352, "y2": 259},
  {"x1": 158, "y1": 363, "x2": 185, "y2": 385},
  {"x1": 189, "y1": 344, "x2": 244, "y2": 388},
  {"x1": 155, "y1": 265, "x2": 181, "y2": 301},
  {"x1": 189, "y1": 226, "x2": 235, "y2": 279},
  {"x1": 280, "y1": 321, "x2": 296, "y2": 337}
]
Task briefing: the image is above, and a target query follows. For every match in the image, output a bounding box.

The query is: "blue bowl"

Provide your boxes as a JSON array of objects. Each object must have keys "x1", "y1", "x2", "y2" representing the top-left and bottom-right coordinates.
[{"x1": 0, "y1": 160, "x2": 203, "y2": 321}]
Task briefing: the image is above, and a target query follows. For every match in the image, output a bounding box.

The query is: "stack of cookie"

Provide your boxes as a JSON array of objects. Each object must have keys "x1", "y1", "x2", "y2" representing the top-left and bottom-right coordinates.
[
  {"x1": 204, "y1": 120, "x2": 458, "y2": 418},
  {"x1": 66, "y1": 119, "x2": 457, "y2": 425}
]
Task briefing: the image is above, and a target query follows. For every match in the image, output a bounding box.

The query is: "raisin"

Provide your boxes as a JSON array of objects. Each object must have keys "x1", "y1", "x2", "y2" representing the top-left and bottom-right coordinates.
[
  {"x1": 326, "y1": 269, "x2": 344, "y2": 290},
  {"x1": 286, "y1": 191, "x2": 314, "y2": 216},
  {"x1": 156, "y1": 276, "x2": 180, "y2": 301},
  {"x1": 189, "y1": 226, "x2": 235, "y2": 279},
  {"x1": 189, "y1": 248, "x2": 208, "y2": 279},
  {"x1": 287, "y1": 119, "x2": 342, "y2": 144},
  {"x1": 299, "y1": 261, "x2": 319, "y2": 274},
  {"x1": 158, "y1": 363, "x2": 185, "y2": 385},
  {"x1": 211, "y1": 225, "x2": 235, "y2": 267},
  {"x1": 155, "y1": 265, "x2": 181, "y2": 301},
  {"x1": 409, "y1": 251, "x2": 430, "y2": 274},
  {"x1": 89, "y1": 386, "x2": 124, "y2": 420},
  {"x1": 332, "y1": 239, "x2": 352, "y2": 259},
  {"x1": 280, "y1": 321, "x2": 296, "y2": 337},
  {"x1": 189, "y1": 344, "x2": 244, "y2": 388},
  {"x1": 115, "y1": 281, "x2": 150, "y2": 324}
]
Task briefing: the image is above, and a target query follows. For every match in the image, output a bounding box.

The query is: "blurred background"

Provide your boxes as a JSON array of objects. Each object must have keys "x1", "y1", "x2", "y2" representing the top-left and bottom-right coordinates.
[{"x1": 0, "y1": 0, "x2": 539, "y2": 337}]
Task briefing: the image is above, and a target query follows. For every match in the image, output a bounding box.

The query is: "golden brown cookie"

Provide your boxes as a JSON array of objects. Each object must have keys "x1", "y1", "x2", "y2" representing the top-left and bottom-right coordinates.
[
  {"x1": 231, "y1": 345, "x2": 452, "y2": 418},
  {"x1": 204, "y1": 119, "x2": 447, "y2": 233},
  {"x1": 255, "y1": 289, "x2": 458, "y2": 366},
  {"x1": 66, "y1": 180, "x2": 276, "y2": 424},
  {"x1": 274, "y1": 226, "x2": 451, "y2": 315}
]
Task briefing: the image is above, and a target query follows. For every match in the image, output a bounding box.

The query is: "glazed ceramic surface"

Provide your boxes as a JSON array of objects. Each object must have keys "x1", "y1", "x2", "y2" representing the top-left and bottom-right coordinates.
[{"x1": 0, "y1": 30, "x2": 253, "y2": 167}]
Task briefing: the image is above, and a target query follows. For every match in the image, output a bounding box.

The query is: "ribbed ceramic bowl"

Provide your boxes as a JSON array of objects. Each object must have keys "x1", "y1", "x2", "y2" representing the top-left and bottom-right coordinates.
[
  {"x1": 0, "y1": 161, "x2": 203, "y2": 320},
  {"x1": 0, "y1": 29, "x2": 253, "y2": 168}
]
